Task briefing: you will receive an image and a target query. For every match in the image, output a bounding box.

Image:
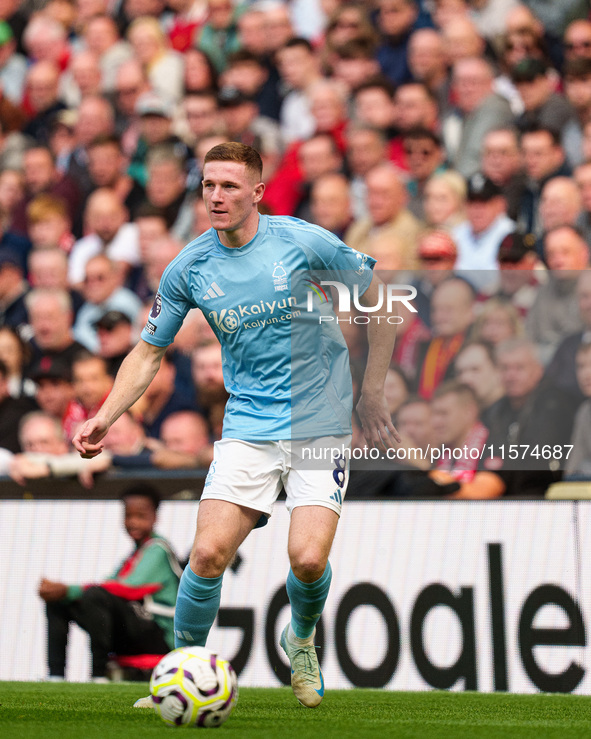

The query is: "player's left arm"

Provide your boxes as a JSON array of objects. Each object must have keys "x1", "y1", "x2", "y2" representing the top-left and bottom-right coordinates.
[{"x1": 356, "y1": 272, "x2": 401, "y2": 448}]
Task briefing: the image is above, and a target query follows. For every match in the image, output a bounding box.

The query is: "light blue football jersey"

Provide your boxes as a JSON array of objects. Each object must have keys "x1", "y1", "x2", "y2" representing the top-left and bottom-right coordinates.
[{"x1": 141, "y1": 214, "x2": 375, "y2": 440}]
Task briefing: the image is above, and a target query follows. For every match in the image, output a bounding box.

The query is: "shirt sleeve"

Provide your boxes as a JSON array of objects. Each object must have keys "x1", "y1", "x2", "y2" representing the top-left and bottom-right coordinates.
[
  {"x1": 304, "y1": 226, "x2": 376, "y2": 297},
  {"x1": 141, "y1": 262, "x2": 195, "y2": 347}
]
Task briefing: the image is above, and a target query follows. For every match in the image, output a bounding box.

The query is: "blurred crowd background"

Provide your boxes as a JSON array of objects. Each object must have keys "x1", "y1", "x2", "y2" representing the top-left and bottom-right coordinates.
[{"x1": 0, "y1": 0, "x2": 591, "y2": 497}]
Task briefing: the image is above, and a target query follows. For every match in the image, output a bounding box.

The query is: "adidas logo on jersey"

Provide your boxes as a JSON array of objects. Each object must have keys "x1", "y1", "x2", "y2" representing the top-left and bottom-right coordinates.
[{"x1": 203, "y1": 282, "x2": 225, "y2": 301}]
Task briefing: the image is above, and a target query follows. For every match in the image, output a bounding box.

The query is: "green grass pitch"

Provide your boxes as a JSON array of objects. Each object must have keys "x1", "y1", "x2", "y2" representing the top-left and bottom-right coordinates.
[{"x1": 2, "y1": 682, "x2": 591, "y2": 738}]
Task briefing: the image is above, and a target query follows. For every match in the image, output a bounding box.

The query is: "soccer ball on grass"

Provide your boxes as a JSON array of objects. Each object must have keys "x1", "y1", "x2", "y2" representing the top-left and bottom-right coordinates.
[{"x1": 150, "y1": 646, "x2": 238, "y2": 728}]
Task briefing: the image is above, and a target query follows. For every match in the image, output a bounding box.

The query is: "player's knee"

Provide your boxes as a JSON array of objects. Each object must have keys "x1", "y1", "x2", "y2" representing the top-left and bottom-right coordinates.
[
  {"x1": 290, "y1": 549, "x2": 327, "y2": 582},
  {"x1": 189, "y1": 543, "x2": 229, "y2": 578}
]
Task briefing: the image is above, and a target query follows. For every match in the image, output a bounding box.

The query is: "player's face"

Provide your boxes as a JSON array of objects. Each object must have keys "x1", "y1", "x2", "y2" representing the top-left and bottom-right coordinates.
[{"x1": 202, "y1": 161, "x2": 264, "y2": 236}]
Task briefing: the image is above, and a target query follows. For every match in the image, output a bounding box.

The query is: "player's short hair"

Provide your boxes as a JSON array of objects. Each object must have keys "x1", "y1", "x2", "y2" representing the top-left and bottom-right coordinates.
[
  {"x1": 203, "y1": 142, "x2": 263, "y2": 180},
  {"x1": 121, "y1": 482, "x2": 161, "y2": 511}
]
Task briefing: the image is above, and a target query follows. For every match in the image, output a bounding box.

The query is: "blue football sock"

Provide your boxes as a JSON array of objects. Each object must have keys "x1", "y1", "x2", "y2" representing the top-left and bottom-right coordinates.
[
  {"x1": 174, "y1": 565, "x2": 223, "y2": 648},
  {"x1": 286, "y1": 562, "x2": 332, "y2": 640}
]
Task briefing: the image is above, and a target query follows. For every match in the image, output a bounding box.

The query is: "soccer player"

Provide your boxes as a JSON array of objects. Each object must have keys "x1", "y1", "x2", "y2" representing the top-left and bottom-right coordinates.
[{"x1": 73, "y1": 143, "x2": 399, "y2": 707}]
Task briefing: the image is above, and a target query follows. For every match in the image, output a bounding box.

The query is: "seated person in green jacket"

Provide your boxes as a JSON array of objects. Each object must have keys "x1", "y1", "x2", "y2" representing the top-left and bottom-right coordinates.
[{"x1": 38, "y1": 484, "x2": 181, "y2": 681}]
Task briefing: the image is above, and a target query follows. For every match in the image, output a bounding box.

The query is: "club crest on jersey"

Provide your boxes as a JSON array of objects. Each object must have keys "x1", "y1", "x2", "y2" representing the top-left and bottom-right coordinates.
[
  {"x1": 273, "y1": 261, "x2": 288, "y2": 292},
  {"x1": 209, "y1": 308, "x2": 240, "y2": 334},
  {"x1": 150, "y1": 292, "x2": 162, "y2": 319}
]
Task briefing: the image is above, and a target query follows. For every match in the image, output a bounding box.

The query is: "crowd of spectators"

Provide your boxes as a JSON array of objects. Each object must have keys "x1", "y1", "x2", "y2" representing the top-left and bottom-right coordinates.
[{"x1": 0, "y1": 0, "x2": 590, "y2": 498}]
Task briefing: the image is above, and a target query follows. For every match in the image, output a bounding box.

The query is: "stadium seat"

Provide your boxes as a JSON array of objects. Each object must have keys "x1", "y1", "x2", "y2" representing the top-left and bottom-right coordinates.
[{"x1": 109, "y1": 654, "x2": 164, "y2": 682}]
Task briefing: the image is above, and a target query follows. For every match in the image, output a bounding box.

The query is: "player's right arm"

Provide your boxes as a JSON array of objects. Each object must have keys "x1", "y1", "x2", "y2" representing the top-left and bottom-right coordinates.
[{"x1": 72, "y1": 339, "x2": 168, "y2": 458}]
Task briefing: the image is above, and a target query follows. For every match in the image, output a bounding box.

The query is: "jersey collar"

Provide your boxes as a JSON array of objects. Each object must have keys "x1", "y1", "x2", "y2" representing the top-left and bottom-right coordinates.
[{"x1": 213, "y1": 214, "x2": 269, "y2": 257}]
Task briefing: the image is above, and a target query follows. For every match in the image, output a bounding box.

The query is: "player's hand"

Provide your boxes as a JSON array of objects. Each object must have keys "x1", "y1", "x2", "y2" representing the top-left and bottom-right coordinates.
[
  {"x1": 356, "y1": 391, "x2": 401, "y2": 450},
  {"x1": 72, "y1": 416, "x2": 110, "y2": 458},
  {"x1": 39, "y1": 578, "x2": 68, "y2": 602}
]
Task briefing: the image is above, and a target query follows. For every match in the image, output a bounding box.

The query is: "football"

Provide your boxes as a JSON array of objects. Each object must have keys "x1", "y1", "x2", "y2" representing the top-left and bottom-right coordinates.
[{"x1": 149, "y1": 646, "x2": 238, "y2": 728}]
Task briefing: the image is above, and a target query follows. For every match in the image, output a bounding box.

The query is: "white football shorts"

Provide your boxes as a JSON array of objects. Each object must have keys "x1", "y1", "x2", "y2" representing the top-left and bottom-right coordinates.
[{"x1": 200, "y1": 435, "x2": 352, "y2": 519}]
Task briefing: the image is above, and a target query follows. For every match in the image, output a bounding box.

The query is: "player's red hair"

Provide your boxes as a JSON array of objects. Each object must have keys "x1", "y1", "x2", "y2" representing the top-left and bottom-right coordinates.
[{"x1": 203, "y1": 142, "x2": 263, "y2": 181}]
